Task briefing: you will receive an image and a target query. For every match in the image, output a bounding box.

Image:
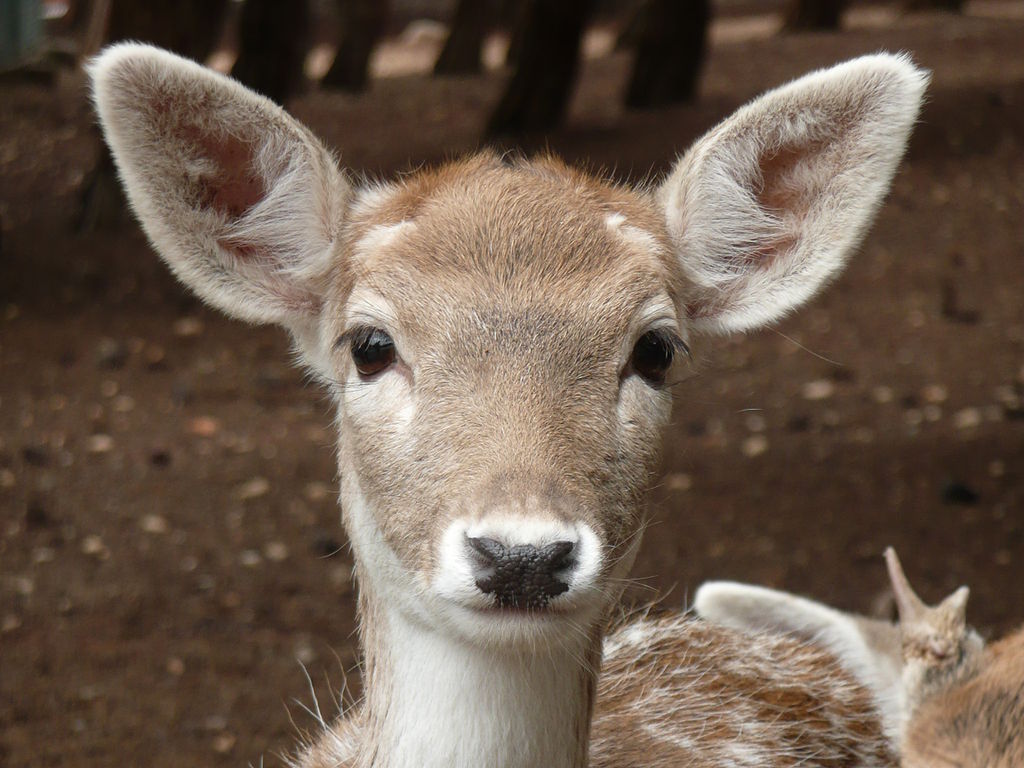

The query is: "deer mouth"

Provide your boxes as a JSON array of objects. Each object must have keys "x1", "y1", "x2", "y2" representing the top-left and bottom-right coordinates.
[{"x1": 470, "y1": 602, "x2": 577, "y2": 619}]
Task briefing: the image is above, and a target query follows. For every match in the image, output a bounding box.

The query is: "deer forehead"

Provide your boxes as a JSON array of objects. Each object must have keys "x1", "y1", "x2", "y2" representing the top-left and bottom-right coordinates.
[{"x1": 332, "y1": 157, "x2": 679, "y2": 345}]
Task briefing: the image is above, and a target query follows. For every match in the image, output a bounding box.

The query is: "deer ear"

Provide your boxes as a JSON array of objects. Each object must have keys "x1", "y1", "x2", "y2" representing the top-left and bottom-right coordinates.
[
  {"x1": 89, "y1": 44, "x2": 351, "y2": 327},
  {"x1": 885, "y1": 546, "x2": 929, "y2": 623},
  {"x1": 939, "y1": 585, "x2": 970, "y2": 621},
  {"x1": 659, "y1": 54, "x2": 929, "y2": 334}
]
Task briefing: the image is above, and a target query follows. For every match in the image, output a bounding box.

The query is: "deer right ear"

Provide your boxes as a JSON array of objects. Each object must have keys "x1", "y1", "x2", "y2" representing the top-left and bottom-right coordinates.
[
  {"x1": 89, "y1": 44, "x2": 351, "y2": 328},
  {"x1": 658, "y1": 54, "x2": 928, "y2": 335}
]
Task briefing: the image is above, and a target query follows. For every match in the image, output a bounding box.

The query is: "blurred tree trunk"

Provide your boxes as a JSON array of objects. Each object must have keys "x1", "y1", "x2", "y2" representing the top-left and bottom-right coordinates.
[
  {"x1": 231, "y1": 0, "x2": 310, "y2": 104},
  {"x1": 107, "y1": 0, "x2": 228, "y2": 60},
  {"x1": 615, "y1": 1, "x2": 643, "y2": 51},
  {"x1": 504, "y1": 1, "x2": 529, "y2": 68},
  {"x1": 322, "y1": 0, "x2": 387, "y2": 91},
  {"x1": 624, "y1": 0, "x2": 710, "y2": 109},
  {"x1": 904, "y1": 0, "x2": 964, "y2": 11},
  {"x1": 79, "y1": 0, "x2": 230, "y2": 231},
  {"x1": 486, "y1": 0, "x2": 593, "y2": 137},
  {"x1": 434, "y1": 0, "x2": 490, "y2": 75},
  {"x1": 79, "y1": 0, "x2": 112, "y2": 60},
  {"x1": 0, "y1": 0, "x2": 44, "y2": 68},
  {"x1": 63, "y1": 0, "x2": 93, "y2": 33},
  {"x1": 783, "y1": 0, "x2": 845, "y2": 31},
  {"x1": 48, "y1": 0, "x2": 100, "y2": 61}
]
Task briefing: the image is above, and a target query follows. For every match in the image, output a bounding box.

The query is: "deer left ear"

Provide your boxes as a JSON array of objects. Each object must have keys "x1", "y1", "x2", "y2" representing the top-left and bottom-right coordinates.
[
  {"x1": 658, "y1": 54, "x2": 929, "y2": 334},
  {"x1": 89, "y1": 43, "x2": 351, "y2": 329}
]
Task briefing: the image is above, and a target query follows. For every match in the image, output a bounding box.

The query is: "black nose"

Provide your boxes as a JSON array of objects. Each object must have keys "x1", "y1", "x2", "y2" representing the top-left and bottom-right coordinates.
[{"x1": 466, "y1": 537, "x2": 576, "y2": 609}]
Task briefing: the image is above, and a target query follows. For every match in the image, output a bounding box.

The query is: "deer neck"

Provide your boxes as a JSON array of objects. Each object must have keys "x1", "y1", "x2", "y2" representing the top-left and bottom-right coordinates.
[{"x1": 353, "y1": 580, "x2": 599, "y2": 768}]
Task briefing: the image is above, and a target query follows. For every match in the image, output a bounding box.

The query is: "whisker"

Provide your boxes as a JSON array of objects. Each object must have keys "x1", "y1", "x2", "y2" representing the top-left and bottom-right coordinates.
[{"x1": 770, "y1": 328, "x2": 843, "y2": 367}]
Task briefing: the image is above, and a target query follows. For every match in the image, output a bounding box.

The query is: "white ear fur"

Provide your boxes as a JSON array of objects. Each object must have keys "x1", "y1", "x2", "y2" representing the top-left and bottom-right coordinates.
[
  {"x1": 659, "y1": 53, "x2": 929, "y2": 334},
  {"x1": 939, "y1": 585, "x2": 970, "y2": 618},
  {"x1": 695, "y1": 580, "x2": 861, "y2": 643},
  {"x1": 89, "y1": 43, "x2": 351, "y2": 327}
]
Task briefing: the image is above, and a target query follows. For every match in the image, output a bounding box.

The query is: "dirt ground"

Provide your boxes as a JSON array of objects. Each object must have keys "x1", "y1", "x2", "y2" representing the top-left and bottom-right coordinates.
[{"x1": 2, "y1": 6, "x2": 1024, "y2": 767}]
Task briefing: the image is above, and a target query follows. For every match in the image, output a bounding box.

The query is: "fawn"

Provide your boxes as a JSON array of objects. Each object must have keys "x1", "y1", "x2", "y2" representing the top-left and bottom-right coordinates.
[
  {"x1": 886, "y1": 549, "x2": 1021, "y2": 768},
  {"x1": 91, "y1": 44, "x2": 927, "y2": 768},
  {"x1": 883, "y1": 547, "x2": 985, "y2": 720},
  {"x1": 695, "y1": 549, "x2": 985, "y2": 747}
]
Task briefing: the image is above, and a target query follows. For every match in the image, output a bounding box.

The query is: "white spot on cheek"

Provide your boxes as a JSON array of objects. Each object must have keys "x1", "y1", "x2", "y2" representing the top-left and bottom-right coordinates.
[
  {"x1": 395, "y1": 386, "x2": 415, "y2": 425},
  {"x1": 433, "y1": 520, "x2": 490, "y2": 608},
  {"x1": 343, "y1": 371, "x2": 415, "y2": 429}
]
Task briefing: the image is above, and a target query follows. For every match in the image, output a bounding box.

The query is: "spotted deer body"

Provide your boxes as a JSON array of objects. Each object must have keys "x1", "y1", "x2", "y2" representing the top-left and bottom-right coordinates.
[
  {"x1": 90, "y1": 44, "x2": 927, "y2": 768},
  {"x1": 693, "y1": 551, "x2": 986, "y2": 749},
  {"x1": 694, "y1": 579, "x2": 908, "y2": 745},
  {"x1": 593, "y1": 615, "x2": 894, "y2": 768}
]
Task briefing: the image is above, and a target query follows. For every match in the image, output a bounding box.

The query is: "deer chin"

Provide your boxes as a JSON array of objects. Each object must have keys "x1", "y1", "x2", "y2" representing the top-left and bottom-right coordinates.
[{"x1": 432, "y1": 591, "x2": 605, "y2": 651}]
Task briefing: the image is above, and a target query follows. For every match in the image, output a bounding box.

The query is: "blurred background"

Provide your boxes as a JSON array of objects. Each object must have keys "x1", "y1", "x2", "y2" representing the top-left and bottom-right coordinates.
[{"x1": 1, "y1": 0, "x2": 1023, "y2": 765}]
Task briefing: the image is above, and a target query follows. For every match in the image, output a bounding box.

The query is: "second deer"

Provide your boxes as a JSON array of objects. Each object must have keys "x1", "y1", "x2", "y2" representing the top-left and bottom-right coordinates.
[{"x1": 887, "y1": 549, "x2": 1022, "y2": 768}]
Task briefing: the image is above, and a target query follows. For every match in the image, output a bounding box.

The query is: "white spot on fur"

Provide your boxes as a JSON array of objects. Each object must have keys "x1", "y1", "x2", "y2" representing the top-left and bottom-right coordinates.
[
  {"x1": 605, "y1": 211, "x2": 662, "y2": 254},
  {"x1": 352, "y1": 220, "x2": 417, "y2": 266},
  {"x1": 350, "y1": 181, "x2": 398, "y2": 218}
]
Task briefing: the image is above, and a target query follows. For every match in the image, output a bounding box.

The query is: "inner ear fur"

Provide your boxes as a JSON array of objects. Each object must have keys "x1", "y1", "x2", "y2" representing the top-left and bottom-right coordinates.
[
  {"x1": 89, "y1": 43, "x2": 351, "y2": 327},
  {"x1": 660, "y1": 53, "x2": 929, "y2": 334}
]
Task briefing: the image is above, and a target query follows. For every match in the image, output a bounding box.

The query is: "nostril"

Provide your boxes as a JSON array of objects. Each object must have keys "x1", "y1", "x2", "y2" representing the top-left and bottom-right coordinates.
[
  {"x1": 464, "y1": 536, "x2": 577, "y2": 609},
  {"x1": 540, "y1": 540, "x2": 575, "y2": 572},
  {"x1": 467, "y1": 536, "x2": 506, "y2": 565}
]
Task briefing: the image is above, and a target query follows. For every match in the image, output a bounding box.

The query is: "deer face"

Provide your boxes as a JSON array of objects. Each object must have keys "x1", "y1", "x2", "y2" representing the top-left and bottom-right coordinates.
[
  {"x1": 90, "y1": 44, "x2": 927, "y2": 649},
  {"x1": 316, "y1": 157, "x2": 681, "y2": 643}
]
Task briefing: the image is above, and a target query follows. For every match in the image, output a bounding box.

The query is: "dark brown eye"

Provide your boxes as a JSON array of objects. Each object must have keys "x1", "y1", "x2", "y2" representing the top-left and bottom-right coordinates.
[
  {"x1": 350, "y1": 327, "x2": 396, "y2": 378},
  {"x1": 630, "y1": 330, "x2": 679, "y2": 386}
]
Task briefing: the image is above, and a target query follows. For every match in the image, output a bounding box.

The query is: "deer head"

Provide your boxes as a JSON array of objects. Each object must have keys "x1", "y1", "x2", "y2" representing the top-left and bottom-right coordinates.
[{"x1": 90, "y1": 45, "x2": 927, "y2": 655}]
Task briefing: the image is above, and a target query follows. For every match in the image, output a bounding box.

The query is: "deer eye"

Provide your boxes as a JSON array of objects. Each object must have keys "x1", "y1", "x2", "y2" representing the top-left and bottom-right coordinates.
[
  {"x1": 629, "y1": 330, "x2": 684, "y2": 386},
  {"x1": 350, "y1": 327, "x2": 396, "y2": 378}
]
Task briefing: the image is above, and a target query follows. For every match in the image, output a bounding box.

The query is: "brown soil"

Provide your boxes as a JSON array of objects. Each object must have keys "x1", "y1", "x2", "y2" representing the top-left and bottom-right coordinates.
[{"x1": 2, "y1": 8, "x2": 1023, "y2": 767}]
